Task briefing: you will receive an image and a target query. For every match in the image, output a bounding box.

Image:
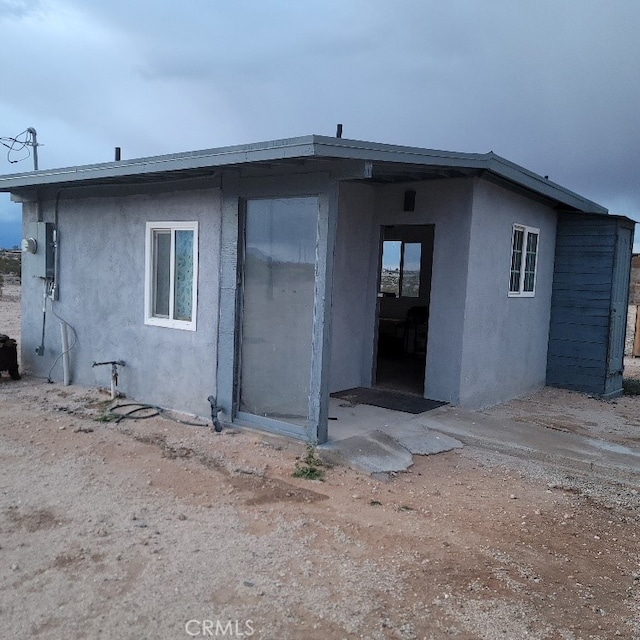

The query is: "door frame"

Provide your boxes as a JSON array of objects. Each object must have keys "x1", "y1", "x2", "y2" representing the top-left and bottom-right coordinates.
[
  {"x1": 234, "y1": 195, "x2": 319, "y2": 439},
  {"x1": 373, "y1": 223, "x2": 435, "y2": 395},
  {"x1": 216, "y1": 176, "x2": 337, "y2": 444}
]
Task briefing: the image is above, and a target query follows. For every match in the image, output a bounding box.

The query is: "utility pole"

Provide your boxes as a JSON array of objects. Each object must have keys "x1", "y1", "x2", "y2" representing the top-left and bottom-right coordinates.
[
  {"x1": 1, "y1": 127, "x2": 40, "y2": 169},
  {"x1": 26, "y1": 127, "x2": 38, "y2": 170}
]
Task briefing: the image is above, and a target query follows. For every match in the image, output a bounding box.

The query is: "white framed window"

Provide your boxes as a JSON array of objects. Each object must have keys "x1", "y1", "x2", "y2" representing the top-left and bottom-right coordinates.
[
  {"x1": 508, "y1": 224, "x2": 539, "y2": 297},
  {"x1": 144, "y1": 221, "x2": 198, "y2": 330}
]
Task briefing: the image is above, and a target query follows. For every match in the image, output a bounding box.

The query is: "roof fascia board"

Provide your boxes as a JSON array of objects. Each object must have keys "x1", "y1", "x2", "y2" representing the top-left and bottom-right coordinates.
[
  {"x1": 310, "y1": 136, "x2": 608, "y2": 215},
  {"x1": 0, "y1": 136, "x2": 318, "y2": 190},
  {"x1": 0, "y1": 133, "x2": 609, "y2": 215},
  {"x1": 311, "y1": 135, "x2": 490, "y2": 169},
  {"x1": 484, "y1": 153, "x2": 607, "y2": 215}
]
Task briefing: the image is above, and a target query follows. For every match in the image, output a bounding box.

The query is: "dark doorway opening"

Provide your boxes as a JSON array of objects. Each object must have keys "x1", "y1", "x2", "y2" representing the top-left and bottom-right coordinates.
[{"x1": 374, "y1": 225, "x2": 434, "y2": 396}]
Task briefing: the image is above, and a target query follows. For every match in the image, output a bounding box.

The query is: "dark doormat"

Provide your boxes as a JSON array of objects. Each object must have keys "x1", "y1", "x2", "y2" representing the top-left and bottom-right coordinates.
[{"x1": 331, "y1": 387, "x2": 447, "y2": 414}]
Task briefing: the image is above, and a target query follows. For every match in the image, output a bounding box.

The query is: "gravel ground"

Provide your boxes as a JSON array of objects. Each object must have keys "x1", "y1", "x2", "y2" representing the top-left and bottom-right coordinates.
[{"x1": 1, "y1": 285, "x2": 640, "y2": 639}]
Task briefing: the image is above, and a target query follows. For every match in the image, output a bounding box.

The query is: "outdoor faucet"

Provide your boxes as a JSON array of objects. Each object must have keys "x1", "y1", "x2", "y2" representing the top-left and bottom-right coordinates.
[{"x1": 92, "y1": 360, "x2": 125, "y2": 399}]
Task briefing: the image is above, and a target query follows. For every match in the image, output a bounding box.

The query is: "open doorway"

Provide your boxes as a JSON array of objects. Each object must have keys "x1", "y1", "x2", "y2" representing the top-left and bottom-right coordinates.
[{"x1": 374, "y1": 225, "x2": 434, "y2": 396}]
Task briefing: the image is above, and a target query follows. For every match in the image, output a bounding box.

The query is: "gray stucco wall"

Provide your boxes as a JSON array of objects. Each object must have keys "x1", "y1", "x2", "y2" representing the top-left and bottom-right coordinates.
[
  {"x1": 459, "y1": 179, "x2": 557, "y2": 407},
  {"x1": 329, "y1": 183, "x2": 377, "y2": 392},
  {"x1": 21, "y1": 188, "x2": 221, "y2": 418},
  {"x1": 17, "y1": 171, "x2": 561, "y2": 427},
  {"x1": 373, "y1": 179, "x2": 474, "y2": 404},
  {"x1": 329, "y1": 176, "x2": 556, "y2": 408},
  {"x1": 328, "y1": 178, "x2": 474, "y2": 403}
]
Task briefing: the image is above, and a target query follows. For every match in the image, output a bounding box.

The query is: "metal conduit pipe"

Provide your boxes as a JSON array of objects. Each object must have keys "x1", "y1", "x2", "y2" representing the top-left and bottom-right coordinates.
[
  {"x1": 52, "y1": 189, "x2": 63, "y2": 300},
  {"x1": 60, "y1": 320, "x2": 70, "y2": 385},
  {"x1": 207, "y1": 396, "x2": 223, "y2": 432}
]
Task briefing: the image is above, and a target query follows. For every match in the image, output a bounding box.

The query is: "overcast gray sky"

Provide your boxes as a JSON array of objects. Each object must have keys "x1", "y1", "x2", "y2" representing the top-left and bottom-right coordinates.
[{"x1": 1, "y1": 0, "x2": 639, "y2": 247}]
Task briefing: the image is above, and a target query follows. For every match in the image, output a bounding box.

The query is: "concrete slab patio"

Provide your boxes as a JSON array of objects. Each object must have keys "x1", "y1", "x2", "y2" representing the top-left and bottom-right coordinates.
[
  {"x1": 321, "y1": 428, "x2": 462, "y2": 475},
  {"x1": 323, "y1": 397, "x2": 640, "y2": 483},
  {"x1": 423, "y1": 406, "x2": 640, "y2": 485}
]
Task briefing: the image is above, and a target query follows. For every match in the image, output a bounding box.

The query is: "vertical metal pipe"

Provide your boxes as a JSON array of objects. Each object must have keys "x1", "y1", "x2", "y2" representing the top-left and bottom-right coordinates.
[
  {"x1": 26, "y1": 127, "x2": 38, "y2": 170},
  {"x1": 60, "y1": 320, "x2": 70, "y2": 385},
  {"x1": 52, "y1": 189, "x2": 62, "y2": 300}
]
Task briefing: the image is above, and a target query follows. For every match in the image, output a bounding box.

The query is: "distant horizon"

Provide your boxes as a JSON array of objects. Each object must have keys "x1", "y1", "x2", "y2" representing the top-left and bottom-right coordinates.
[{"x1": 0, "y1": 228, "x2": 20, "y2": 250}]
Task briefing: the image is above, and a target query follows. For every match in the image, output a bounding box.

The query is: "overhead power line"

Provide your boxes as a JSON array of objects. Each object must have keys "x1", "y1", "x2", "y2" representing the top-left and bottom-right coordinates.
[{"x1": 0, "y1": 127, "x2": 39, "y2": 170}]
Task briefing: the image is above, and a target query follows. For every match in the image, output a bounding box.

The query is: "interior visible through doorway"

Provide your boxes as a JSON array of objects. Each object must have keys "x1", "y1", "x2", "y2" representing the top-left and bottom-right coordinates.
[{"x1": 374, "y1": 224, "x2": 434, "y2": 396}]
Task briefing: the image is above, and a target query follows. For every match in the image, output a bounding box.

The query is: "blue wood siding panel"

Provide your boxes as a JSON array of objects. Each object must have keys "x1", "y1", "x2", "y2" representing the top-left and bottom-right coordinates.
[
  {"x1": 605, "y1": 225, "x2": 633, "y2": 396},
  {"x1": 546, "y1": 213, "x2": 634, "y2": 396},
  {"x1": 547, "y1": 339, "x2": 608, "y2": 360}
]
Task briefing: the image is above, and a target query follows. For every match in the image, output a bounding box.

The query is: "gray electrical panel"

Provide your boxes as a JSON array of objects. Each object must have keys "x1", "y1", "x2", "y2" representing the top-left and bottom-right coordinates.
[{"x1": 23, "y1": 222, "x2": 55, "y2": 279}]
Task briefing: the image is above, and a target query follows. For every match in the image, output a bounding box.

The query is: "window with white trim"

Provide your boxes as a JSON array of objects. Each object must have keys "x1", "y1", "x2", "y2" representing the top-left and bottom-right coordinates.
[
  {"x1": 144, "y1": 221, "x2": 198, "y2": 330},
  {"x1": 508, "y1": 224, "x2": 539, "y2": 297}
]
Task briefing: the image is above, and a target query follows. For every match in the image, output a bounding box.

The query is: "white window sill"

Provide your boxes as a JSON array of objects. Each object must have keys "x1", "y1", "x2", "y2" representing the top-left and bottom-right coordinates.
[{"x1": 144, "y1": 316, "x2": 197, "y2": 331}]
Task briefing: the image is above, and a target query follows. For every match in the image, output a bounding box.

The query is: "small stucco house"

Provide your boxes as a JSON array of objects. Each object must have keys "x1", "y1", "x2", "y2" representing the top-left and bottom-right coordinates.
[{"x1": 0, "y1": 135, "x2": 633, "y2": 443}]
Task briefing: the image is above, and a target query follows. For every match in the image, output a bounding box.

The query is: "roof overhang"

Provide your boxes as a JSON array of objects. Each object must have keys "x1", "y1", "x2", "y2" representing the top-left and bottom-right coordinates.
[{"x1": 0, "y1": 134, "x2": 608, "y2": 214}]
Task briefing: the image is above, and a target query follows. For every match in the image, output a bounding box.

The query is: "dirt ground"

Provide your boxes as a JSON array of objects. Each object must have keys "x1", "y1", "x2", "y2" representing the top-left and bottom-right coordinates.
[{"x1": 1, "y1": 284, "x2": 639, "y2": 640}]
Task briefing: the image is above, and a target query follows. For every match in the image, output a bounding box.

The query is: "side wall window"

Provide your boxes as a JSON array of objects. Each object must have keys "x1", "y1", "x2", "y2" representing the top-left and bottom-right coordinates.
[
  {"x1": 509, "y1": 224, "x2": 539, "y2": 297},
  {"x1": 144, "y1": 221, "x2": 198, "y2": 330}
]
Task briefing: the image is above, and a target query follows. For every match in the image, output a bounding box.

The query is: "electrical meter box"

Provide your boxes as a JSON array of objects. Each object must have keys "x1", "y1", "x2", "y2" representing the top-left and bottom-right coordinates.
[{"x1": 22, "y1": 222, "x2": 55, "y2": 279}]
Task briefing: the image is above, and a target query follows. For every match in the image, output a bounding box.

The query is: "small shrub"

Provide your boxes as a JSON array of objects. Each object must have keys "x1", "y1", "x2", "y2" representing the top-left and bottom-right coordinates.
[
  {"x1": 292, "y1": 442, "x2": 327, "y2": 481},
  {"x1": 95, "y1": 413, "x2": 120, "y2": 423}
]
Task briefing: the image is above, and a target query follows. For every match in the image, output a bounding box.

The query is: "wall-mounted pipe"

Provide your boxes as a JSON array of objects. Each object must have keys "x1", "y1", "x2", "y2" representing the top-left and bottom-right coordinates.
[
  {"x1": 60, "y1": 320, "x2": 70, "y2": 385},
  {"x1": 207, "y1": 395, "x2": 223, "y2": 432},
  {"x1": 35, "y1": 279, "x2": 47, "y2": 356},
  {"x1": 51, "y1": 189, "x2": 63, "y2": 300}
]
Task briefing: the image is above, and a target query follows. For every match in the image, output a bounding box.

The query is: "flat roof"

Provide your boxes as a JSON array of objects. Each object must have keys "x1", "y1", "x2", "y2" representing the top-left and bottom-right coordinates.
[{"x1": 0, "y1": 134, "x2": 609, "y2": 214}]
